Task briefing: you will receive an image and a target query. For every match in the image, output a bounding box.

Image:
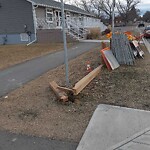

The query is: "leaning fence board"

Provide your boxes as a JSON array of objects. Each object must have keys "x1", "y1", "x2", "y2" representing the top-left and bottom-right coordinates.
[
  {"x1": 142, "y1": 38, "x2": 150, "y2": 53},
  {"x1": 111, "y1": 33, "x2": 135, "y2": 65},
  {"x1": 73, "y1": 65, "x2": 103, "y2": 95},
  {"x1": 103, "y1": 50, "x2": 120, "y2": 70},
  {"x1": 101, "y1": 47, "x2": 112, "y2": 71},
  {"x1": 49, "y1": 81, "x2": 68, "y2": 102}
]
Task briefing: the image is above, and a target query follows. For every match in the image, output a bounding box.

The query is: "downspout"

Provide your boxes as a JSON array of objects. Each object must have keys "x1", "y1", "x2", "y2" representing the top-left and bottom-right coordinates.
[{"x1": 27, "y1": 4, "x2": 38, "y2": 46}]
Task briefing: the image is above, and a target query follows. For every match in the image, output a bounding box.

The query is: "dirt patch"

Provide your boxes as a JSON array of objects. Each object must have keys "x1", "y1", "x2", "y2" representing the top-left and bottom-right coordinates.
[
  {"x1": 18, "y1": 109, "x2": 39, "y2": 121},
  {"x1": 0, "y1": 44, "x2": 150, "y2": 143},
  {"x1": 0, "y1": 43, "x2": 74, "y2": 70}
]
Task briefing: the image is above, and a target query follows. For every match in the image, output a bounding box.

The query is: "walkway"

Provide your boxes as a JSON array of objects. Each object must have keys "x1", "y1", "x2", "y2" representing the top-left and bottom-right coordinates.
[
  {"x1": 0, "y1": 130, "x2": 77, "y2": 150},
  {"x1": 77, "y1": 105, "x2": 150, "y2": 150},
  {"x1": 115, "y1": 129, "x2": 150, "y2": 150},
  {"x1": 0, "y1": 42, "x2": 100, "y2": 97}
]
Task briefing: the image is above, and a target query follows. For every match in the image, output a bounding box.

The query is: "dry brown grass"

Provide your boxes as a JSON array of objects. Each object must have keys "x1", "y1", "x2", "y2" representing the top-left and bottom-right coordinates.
[
  {"x1": 0, "y1": 43, "x2": 74, "y2": 70},
  {"x1": 0, "y1": 44, "x2": 149, "y2": 142},
  {"x1": 87, "y1": 28, "x2": 101, "y2": 39}
]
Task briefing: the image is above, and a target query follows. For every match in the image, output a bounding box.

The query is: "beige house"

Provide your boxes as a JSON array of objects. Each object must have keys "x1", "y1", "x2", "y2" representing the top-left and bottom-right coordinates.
[
  {"x1": 28, "y1": 0, "x2": 107, "y2": 42},
  {"x1": 0, "y1": 0, "x2": 107, "y2": 45}
]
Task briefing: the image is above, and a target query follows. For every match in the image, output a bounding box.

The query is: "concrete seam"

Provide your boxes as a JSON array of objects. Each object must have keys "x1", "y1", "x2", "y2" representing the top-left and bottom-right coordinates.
[
  {"x1": 107, "y1": 128, "x2": 150, "y2": 150},
  {"x1": 132, "y1": 141, "x2": 150, "y2": 146}
]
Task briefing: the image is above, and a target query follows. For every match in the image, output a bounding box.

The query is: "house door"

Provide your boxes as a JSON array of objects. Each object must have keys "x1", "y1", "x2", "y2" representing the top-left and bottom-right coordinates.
[{"x1": 55, "y1": 11, "x2": 62, "y2": 27}]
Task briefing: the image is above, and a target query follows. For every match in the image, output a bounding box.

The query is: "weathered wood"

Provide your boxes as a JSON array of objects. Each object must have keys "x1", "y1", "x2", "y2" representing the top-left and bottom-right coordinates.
[
  {"x1": 142, "y1": 38, "x2": 150, "y2": 53},
  {"x1": 57, "y1": 86, "x2": 73, "y2": 93},
  {"x1": 49, "y1": 81, "x2": 68, "y2": 102},
  {"x1": 73, "y1": 65, "x2": 103, "y2": 95}
]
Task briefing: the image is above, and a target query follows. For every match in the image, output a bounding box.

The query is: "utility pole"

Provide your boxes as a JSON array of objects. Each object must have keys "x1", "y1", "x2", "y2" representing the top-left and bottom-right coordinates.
[
  {"x1": 112, "y1": 0, "x2": 115, "y2": 34},
  {"x1": 61, "y1": 0, "x2": 69, "y2": 87}
]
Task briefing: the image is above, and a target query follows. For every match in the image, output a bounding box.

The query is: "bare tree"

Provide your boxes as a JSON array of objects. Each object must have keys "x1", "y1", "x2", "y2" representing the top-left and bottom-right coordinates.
[
  {"x1": 143, "y1": 11, "x2": 150, "y2": 22},
  {"x1": 72, "y1": 0, "x2": 113, "y2": 20},
  {"x1": 116, "y1": 0, "x2": 140, "y2": 24},
  {"x1": 74, "y1": 0, "x2": 93, "y2": 13},
  {"x1": 91, "y1": 0, "x2": 113, "y2": 20}
]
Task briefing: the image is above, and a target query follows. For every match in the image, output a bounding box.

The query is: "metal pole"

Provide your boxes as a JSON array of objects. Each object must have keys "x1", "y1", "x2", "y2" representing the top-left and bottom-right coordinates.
[
  {"x1": 61, "y1": 0, "x2": 69, "y2": 87},
  {"x1": 112, "y1": 0, "x2": 115, "y2": 34}
]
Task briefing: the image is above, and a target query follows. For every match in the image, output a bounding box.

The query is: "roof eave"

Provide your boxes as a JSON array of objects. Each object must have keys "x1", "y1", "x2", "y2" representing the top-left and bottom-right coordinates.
[
  {"x1": 26, "y1": 0, "x2": 95, "y2": 17},
  {"x1": 26, "y1": 0, "x2": 35, "y2": 4}
]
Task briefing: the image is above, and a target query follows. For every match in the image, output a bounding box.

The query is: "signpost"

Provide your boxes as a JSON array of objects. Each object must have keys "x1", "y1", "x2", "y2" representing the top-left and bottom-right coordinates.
[
  {"x1": 112, "y1": 0, "x2": 115, "y2": 34},
  {"x1": 61, "y1": 0, "x2": 69, "y2": 87}
]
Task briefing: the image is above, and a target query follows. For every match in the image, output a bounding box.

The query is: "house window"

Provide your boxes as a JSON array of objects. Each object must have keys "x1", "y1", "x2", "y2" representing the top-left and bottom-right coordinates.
[{"x1": 46, "y1": 8, "x2": 53, "y2": 22}]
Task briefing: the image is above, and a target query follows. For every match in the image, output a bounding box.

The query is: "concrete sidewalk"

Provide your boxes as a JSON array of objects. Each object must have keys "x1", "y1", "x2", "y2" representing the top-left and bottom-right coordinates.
[
  {"x1": 77, "y1": 105, "x2": 150, "y2": 150},
  {"x1": 0, "y1": 42, "x2": 100, "y2": 97},
  {"x1": 111, "y1": 128, "x2": 150, "y2": 150}
]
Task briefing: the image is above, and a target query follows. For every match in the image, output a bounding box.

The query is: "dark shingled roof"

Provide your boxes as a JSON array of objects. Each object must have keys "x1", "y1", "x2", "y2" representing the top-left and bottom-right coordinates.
[{"x1": 27, "y1": 0, "x2": 94, "y2": 16}]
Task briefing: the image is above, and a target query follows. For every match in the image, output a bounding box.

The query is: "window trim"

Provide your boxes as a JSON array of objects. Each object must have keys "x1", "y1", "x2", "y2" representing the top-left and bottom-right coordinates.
[
  {"x1": 66, "y1": 12, "x2": 70, "y2": 18},
  {"x1": 46, "y1": 8, "x2": 53, "y2": 23}
]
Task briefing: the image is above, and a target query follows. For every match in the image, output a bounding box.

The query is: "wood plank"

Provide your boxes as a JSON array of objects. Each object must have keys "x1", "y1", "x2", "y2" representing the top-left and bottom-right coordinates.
[
  {"x1": 57, "y1": 86, "x2": 73, "y2": 93},
  {"x1": 103, "y1": 50, "x2": 120, "y2": 70},
  {"x1": 142, "y1": 38, "x2": 150, "y2": 53},
  {"x1": 73, "y1": 65, "x2": 103, "y2": 95},
  {"x1": 49, "y1": 81, "x2": 68, "y2": 102}
]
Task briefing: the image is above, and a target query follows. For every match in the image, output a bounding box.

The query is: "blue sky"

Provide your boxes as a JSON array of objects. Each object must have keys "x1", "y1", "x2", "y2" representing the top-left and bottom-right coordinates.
[{"x1": 137, "y1": 0, "x2": 150, "y2": 15}]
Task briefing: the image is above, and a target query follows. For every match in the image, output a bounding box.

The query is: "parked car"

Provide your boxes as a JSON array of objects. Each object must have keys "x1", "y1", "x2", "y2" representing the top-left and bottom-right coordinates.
[
  {"x1": 144, "y1": 26, "x2": 150, "y2": 38},
  {"x1": 138, "y1": 22, "x2": 145, "y2": 27}
]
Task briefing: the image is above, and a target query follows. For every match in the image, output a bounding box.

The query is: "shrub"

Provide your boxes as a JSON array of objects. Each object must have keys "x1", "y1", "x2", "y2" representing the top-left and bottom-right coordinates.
[
  {"x1": 101, "y1": 29, "x2": 111, "y2": 35},
  {"x1": 86, "y1": 28, "x2": 101, "y2": 39}
]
